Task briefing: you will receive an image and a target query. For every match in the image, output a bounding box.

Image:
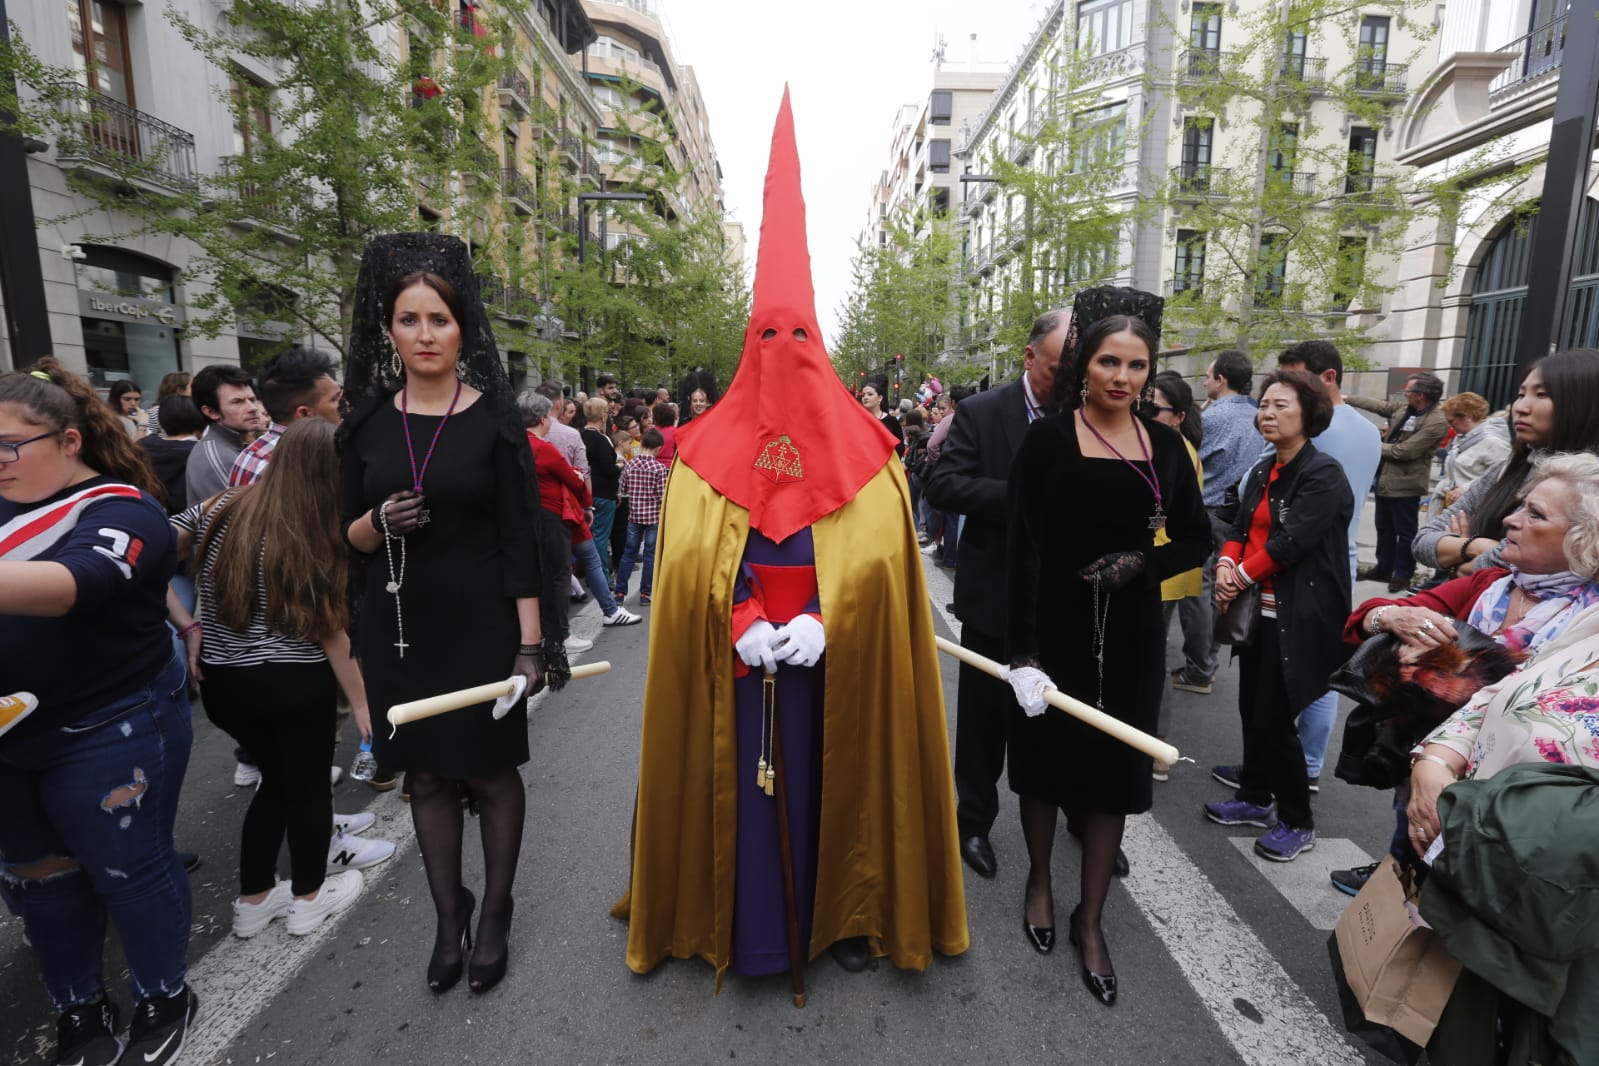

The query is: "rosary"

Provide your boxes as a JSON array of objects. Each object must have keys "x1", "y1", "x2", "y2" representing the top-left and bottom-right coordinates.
[
  {"x1": 379, "y1": 501, "x2": 408, "y2": 658},
  {"x1": 1089, "y1": 576, "x2": 1110, "y2": 710}
]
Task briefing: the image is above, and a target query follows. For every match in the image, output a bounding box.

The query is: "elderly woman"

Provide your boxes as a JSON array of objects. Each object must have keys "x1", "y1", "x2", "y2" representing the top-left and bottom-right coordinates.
[
  {"x1": 1329, "y1": 452, "x2": 1599, "y2": 895},
  {"x1": 1205, "y1": 369, "x2": 1353, "y2": 863},
  {"x1": 1425, "y1": 392, "x2": 1511, "y2": 522}
]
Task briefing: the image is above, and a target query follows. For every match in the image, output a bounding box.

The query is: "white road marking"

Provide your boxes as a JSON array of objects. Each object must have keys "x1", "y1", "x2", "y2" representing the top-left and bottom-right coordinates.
[
  {"x1": 924, "y1": 555, "x2": 1365, "y2": 1066},
  {"x1": 181, "y1": 607, "x2": 606, "y2": 1063},
  {"x1": 1229, "y1": 837, "x2": 1375, "y2": 931}
]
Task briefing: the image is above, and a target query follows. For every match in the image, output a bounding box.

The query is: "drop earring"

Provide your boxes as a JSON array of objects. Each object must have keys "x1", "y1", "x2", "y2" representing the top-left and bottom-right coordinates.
[
  {"x1": 387, "y1": 337, "x2": 402, "y2": 379},
  {"x1": 1079, "y1": 382, "x2": 1090, "y2": 405}
]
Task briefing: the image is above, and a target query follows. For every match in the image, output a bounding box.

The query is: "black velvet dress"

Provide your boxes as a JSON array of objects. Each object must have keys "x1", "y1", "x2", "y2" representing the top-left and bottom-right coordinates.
[
  {"x1": 1005, "y1": 412, "x2": 1209, "y2": 814},
  {"x1": 341, "y1": 398, "x2": 541, "y2": 778}
]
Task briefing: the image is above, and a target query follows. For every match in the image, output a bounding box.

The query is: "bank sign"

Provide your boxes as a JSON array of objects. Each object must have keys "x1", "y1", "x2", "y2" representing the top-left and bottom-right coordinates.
[{"x1": 78, "y1": 291, "x2": 186, "y2": 328}]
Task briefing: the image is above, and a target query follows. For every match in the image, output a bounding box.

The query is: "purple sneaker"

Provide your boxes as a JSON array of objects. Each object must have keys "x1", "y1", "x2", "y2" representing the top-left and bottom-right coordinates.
[
  {"x1": 1254, "y1": 823, "x2": 1316, "y2": 862},
  {"x1": 1203, "y1": 798, "x2": 1276, "y2": 827}
]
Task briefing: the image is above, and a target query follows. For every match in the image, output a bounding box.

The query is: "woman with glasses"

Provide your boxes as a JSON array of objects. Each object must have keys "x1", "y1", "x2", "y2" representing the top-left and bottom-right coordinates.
[{"x1": 0, "y1": 358, "x2": 197, "y2": 1066}]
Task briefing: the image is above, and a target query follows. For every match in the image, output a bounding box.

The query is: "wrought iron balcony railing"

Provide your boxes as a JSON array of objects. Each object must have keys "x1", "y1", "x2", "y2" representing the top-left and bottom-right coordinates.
[{"x1": 57, "y1": 92, "x2": 198, "y2": 190}]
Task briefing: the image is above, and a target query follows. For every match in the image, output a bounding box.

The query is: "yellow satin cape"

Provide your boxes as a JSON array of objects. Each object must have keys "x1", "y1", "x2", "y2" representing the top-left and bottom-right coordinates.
[{"x1": 610, "y1": 461, "x2": 969, "y2": 987}]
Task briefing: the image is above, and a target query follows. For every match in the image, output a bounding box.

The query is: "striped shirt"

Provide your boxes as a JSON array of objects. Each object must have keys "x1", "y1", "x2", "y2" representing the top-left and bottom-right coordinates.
[{"x1": 172, "y1": 492, "x2": 326, "y2": 666}]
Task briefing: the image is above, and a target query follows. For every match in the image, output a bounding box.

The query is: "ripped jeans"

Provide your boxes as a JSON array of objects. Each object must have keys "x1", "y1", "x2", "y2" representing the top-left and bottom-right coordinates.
[{"x1": 0, "y1": 651, "x2": 193, "y2": 1010}]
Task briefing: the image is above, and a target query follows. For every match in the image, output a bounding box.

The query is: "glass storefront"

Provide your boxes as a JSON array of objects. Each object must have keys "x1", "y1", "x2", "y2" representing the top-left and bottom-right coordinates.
[{"x1": 75, "y1": 246, "x2": 183, "y2": 396}]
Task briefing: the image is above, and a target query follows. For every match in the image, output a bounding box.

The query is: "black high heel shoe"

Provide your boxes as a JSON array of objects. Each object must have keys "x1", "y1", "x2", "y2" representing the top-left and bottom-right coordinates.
[
  {"x1": 428, "y1": 887, "x2": 475, "y2": 993},
  {"x1": 1068, "y1": 906, "x2": 1117, "y2": 1006},
  {"x1": 468, "y1": 899, "x2": 513, "y2": 994},
  {"x1": 1022, "y1": 880, "x2": 1055, "y2": 954}
]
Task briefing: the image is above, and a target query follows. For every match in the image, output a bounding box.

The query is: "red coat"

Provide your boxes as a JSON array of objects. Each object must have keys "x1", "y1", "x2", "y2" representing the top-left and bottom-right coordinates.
[
  {"x1": 1343, "y1": 567, "x2": 1509, "y2": 645},
  {"x1": 528, "y1": 431, "x2": 592, "y2": 543}
]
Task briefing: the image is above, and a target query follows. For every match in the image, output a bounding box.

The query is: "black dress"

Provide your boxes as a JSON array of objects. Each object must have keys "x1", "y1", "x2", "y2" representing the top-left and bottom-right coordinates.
[
  {"x1": 341, "y1": 398, "x2": 541, "y2": 778},
  {"x1": 1005, "y1": 412, "x2": 1209, "y2": 814}
]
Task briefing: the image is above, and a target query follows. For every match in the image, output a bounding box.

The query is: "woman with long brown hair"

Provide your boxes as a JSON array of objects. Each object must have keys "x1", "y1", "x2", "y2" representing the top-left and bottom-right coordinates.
[
  {"x1": 169, "y1": 418, "x2": 379, "y2": 941},
  {"x1": 0, "y1": 357, "x2": 198, "y2": 1066}
]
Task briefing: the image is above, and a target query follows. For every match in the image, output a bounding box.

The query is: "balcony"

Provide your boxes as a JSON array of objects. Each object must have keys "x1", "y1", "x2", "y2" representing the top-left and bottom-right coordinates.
[
  {"x1": 1179, "y1": 49, "x2": 1230, "y2": 84},
  {"x1": 1279, "y1": 54, "x2": 1327, "y2": 91},
  {"x1": 584, "y1": 152, "x2": 601, "y2": 186},
  {"x1": 501, "y1": 167, "x2": 536, "y2": 214},
  {"x1": 1342, "y1": 173, "x2": 1397, "y2": 201},
  {"x1": 1354, "y1": 60, "x2": 1408, "y2": 95},
  {"x1": 1489, "y1": 16, "x2": 1566, "y2": 98},
  {"x1": 497, "y1": 71, "x2": 531, "y2": 116},
  {"x1": 1171, "y1": 163, "x2": 1229, "y2": 197},
  {"x1": 1267, "y1": 169, "x2": 1318, "y2": 197},
  {"x1": 559, "y1": 132, "x2": 582, "y2": 172},
  {"x1": 478, "y1": 275, "x2": 532, "y2": 322},
  {"x1": 56, "y1": 92, "x2": 198, "y2": 191},
  {"x1": 462, "y1": 137, "x2": 497, "y2": 184},
  {"x1": 1008, "y1": 136, "x2": 1033, "y2": 164},
  {"x1": 218, "y1": 157, "x2": 298, "y2": 227}
]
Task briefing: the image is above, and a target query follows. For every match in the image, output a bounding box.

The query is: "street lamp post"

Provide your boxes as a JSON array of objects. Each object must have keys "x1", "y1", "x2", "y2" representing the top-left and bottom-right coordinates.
[{"x1": 574, "y1": 191, "x2": 648, "y2": 392}]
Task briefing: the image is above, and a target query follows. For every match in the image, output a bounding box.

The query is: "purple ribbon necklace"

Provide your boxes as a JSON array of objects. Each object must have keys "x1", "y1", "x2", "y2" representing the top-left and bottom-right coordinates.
[
  {"x1": 1080, "y1": 408, "x2": 1165, "y2": 531},
  {"x1": 401, "y1": 378, "x2": 463, "y2": 528}
]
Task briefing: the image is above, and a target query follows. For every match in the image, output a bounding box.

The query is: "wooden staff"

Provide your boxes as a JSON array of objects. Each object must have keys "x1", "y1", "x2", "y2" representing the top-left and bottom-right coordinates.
[
  {"x1": 765, "y1": 671, "x2": 807, "y2": 1009},
  {"x1": 385, "y1": 662, "x2": 612, "y2": 732},
  {"x1": 934, "y1": 636, "x2": 1181, "y2": 766}
]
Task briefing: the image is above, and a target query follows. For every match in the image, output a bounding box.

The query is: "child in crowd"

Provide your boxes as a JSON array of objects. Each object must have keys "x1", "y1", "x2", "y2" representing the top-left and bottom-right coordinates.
[{"x1": 612, "y1": 428, "x2": 668, "y2": 606}]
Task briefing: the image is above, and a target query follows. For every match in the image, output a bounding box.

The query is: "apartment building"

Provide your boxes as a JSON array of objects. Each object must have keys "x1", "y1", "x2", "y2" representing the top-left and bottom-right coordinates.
[
  {"x1": 861, "y1": 64, "x2": 1005, "y2": 250},
  {"x1": 1382, "y1": 0, "x2": 1581, "y2": 407},
  {"x1": 574, "y1": 0, "x2": 729, "y2": 250},
  {"x1": 956, "y1": 0, "x2": 1433, "y2": 377}
]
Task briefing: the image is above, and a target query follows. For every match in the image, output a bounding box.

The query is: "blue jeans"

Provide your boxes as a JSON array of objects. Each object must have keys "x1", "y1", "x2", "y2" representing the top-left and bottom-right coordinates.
[
  {"x1": 613, "y1": 522, "x2": 658, "y2": 597},
  {"x1": 590, "y1": 498, "x2": 617, "y2": 584},
  {"x1": 1296, "y1": 691, "x2": 1338, "y2": 777},
  {"x1": 573, "y1": 536, "x2": 620, "y2": 615},
  {"x1": 0, "y1": 652, "x2": 193, "y2": 1009}
]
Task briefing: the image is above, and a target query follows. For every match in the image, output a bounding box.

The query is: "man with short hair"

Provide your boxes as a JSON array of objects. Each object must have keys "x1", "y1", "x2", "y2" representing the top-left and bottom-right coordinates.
[
  {"x1": 597, "y1": 374, "x2": 622, "y2": 405},
  {"x1": 1172, "y1": 351, "x2": 1263, "y2": 694},
  {"x1": 186, "y1": 365, "x2": 266, "y2": 504},
  {"x1": 228, "y1": 347, "x2": 343, "y2": 487},
  {"x1": 1348, "y1": 371, "x2": 1448, "y2": 593},
  {"x1": 923, "y1": 309, "x2": 1070, "y2": 879}
]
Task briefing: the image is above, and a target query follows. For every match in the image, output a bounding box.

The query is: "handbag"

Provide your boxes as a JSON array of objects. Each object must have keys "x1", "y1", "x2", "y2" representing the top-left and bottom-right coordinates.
[{"x1": 1213, "y1": 581, "x2": 1261, "y2": 646}]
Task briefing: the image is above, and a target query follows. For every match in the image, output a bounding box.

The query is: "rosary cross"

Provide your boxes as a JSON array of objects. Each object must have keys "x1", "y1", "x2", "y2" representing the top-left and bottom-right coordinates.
[{"x1": 395, "y1": 637, "x2": 410, "y2": 658}]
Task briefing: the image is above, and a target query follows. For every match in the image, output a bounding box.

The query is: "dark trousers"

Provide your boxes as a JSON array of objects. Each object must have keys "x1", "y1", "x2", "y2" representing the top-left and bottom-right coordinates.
[
  {"x1": 954, "y1": 625, "x2": 1010, "y2": 838},
  {"x1": 201, "y1": 661, "x2": 337, "y2": 897},
  {"x1": 1235, "y1": 623, "x2": 1313, "y2": 829},
  {"x1": 1373, "y1": 495, "x2": 1421, "y2": 581}
]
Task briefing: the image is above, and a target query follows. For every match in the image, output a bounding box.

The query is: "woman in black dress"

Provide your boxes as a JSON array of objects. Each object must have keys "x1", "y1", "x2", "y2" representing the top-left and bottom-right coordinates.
[
  {"x1": 858, "y1": 376, "x2": 905, "y2": 457},
  {"x1": 338, "y1": 233, "x2": 549, "y2": 995},
  {"x1": 1005, "y1": 293, "x2": 1209, "y2": 1006}
]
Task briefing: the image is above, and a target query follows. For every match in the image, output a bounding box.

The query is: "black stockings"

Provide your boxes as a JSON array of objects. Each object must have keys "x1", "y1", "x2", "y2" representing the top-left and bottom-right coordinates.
[
  {"x1": 409, "y1": 768, "x2": 525, "y2": 975},
  {"x1": 1018, "y1": 799, "x2": 1125, "y2": 972}
]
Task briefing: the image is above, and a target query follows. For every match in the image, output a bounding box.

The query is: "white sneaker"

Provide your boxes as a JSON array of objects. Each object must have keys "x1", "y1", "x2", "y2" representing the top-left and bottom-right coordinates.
[
  {"x1": 603, "y1": 607, "x2": 642, "y2": 626},
  {"x1": 232, "y1": 881, "x2": 293, "y2": 938},
  {"x1": 920, "y1": 542, "x2": 941, "y2": 555},
  {"x1": 326, "y1": 828, "x2": 395, "y2": 873},
  {"x1": 329, "y1": 765, "x2": 343, "y2": 785},
  {"x1": 286, "y1": 870, "x2": 363, "y2": 936},
  {"x1": 333, "y1": 811, "x2": 375, "y2": 836},
  {"x1": 565, "y1": 635, "x2": 595, "y2": 653},
  {"x1": 233, "y1": 761, "x2": 261, "y2": 787}
]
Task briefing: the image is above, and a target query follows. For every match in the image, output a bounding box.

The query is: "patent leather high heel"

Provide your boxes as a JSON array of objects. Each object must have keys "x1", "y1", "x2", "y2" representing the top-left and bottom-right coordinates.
[
  {"x1": 428, "y1": 887, "x2": 474, "y2": 993},
  {"x1": 1022, "y1": 875, "x2": 1055, "y2": 954},
  {"x1": 468, "y1": 899, "x2": 513, "y2": 994},
  {"x1": 1068, "y1": 905, "x2": 1117, "y2": 1006}
]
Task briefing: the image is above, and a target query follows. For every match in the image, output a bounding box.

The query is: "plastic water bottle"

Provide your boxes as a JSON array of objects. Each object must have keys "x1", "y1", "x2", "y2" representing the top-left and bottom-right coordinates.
[{"x1": 350, "y1": 739, "x2": 377, "y2": 782}]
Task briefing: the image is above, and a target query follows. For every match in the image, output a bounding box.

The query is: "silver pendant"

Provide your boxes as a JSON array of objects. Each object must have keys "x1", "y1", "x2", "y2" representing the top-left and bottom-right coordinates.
[
  {"x1": 416, "y1": 509, "x2": 431, "y2": 527},
  {"x1": 386, "y1": 581, "x2": 400, "y2": 594}
]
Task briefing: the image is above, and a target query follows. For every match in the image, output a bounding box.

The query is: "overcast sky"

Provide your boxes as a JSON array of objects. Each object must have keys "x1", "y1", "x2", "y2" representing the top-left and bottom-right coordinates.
[{"x1": 654, "y1": 0, "x2": 1050, "y2": 346}]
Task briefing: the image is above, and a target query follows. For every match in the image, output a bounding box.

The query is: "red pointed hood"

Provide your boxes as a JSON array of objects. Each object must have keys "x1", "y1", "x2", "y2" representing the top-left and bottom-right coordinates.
[{"x1": 675, "y1": 88, "x2": 896, "y2": 543}]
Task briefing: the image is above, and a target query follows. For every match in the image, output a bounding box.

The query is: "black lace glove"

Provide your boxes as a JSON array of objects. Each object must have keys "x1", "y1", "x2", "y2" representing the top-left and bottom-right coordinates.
[
  {"x1": 378, "y1": 490, "x2": 427, "y2": 537},
  {"x1": 512, "y1": 646, "x2": 547, "y2": 699},
  {"x1": 1078, "y1": 551, "x2": 1146, "y2": 590},
  {"x1": 538, "y1": 634, "x2": 572, "y2": 691}
]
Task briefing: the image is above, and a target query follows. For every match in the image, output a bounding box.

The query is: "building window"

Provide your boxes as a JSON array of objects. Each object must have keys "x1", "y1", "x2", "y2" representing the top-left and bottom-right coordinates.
[
  {"x1": 931, "y1": 186, "x2": 950, "y2": 216},
  {"x1": 1357, "y1": 16, "x2": 1391, "y2": 88},
  {"x1": 1256, "y1": 233, "x2": 1287, "y2": 305},
  {"x1": 67, "y1": 0, "x2": 134, "y2": 105},
  {"x1": 1074, "y1": 102, "x2": 1126, "y2": 173},
  {"x1": 929, "y1": 90, "x2": 952, "y2": 125},
  {"x1": 1345, "y1": 126, "x2": 1377, "y2": 192},
  {"x1": 1179, "y1": 117, "x2": 1213, "y2": 190},
  {"x1": 1282, "y1": 27, "x2": 1308, "y2": 78},
  {"x1": 1078, "y1": 0, "x2": 1134, "y2": 56},
  {"x1": 929, "y1": 138, "x2": 951, "y2": 173},
  {"x1": 1174, "y1": 230, "x2": 1205, "y2": 293},
  {"x1": 1189, "y1": 3, "x2": 1222, "y2": 52},
  {"x1": 229, "y1": 76, "x2": 272, "y2": 158},
  {"x1": 1333, "y1": 234, "x2": 1369, "y2": 309}
]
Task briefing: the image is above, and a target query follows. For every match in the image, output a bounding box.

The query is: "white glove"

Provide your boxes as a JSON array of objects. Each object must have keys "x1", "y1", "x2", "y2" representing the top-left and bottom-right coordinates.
[
  {"x1": 735, "y1": 619, "x2": 780, "y2": 674},
  {"x1": 492, "y1": 674, "x2": 528, "y2": 720},
  {"x1": 770, "y1": 614, "x2": 825, "y2": 668},
  {"x1": 1001, "y1": 665, "x2": 1055, "y2": 718}
]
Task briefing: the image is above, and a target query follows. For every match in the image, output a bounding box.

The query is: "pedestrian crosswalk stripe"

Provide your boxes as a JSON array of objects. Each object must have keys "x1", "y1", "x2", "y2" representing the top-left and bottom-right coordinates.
[{"x1": 1228, "y1": 836, "x2": 1376, "y2": 931}]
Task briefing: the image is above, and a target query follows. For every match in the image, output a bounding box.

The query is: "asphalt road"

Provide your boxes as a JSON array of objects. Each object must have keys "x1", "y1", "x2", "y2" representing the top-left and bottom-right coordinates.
[{"x1": 1, "y1": 560, "x2": 1408, "y2": 1066}]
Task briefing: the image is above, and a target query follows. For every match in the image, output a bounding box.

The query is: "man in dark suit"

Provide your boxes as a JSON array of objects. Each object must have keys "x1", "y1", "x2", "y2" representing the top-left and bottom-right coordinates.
[{"x1": 923, "y1": 309, "x2": 1070, "y2": 878}]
